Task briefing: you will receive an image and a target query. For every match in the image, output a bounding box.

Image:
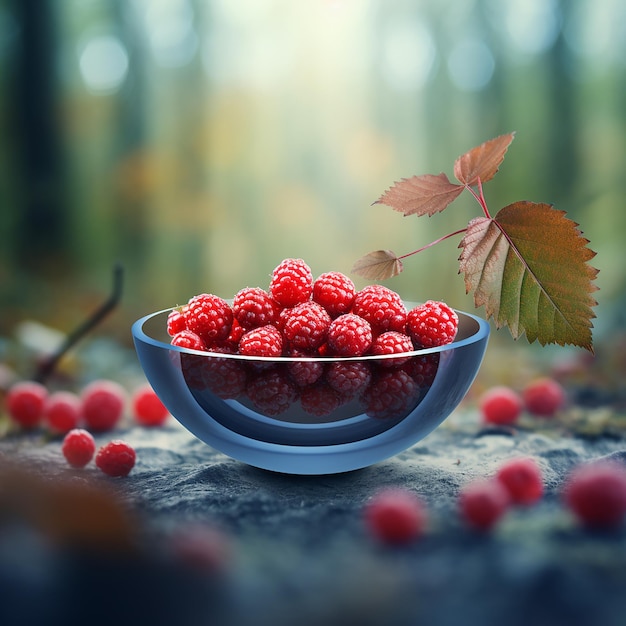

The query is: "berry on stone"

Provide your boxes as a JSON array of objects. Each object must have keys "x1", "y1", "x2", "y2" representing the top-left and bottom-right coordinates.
[
  {"x1": 406, "y1": 300, "x2": 458, "y2": 348},
  {"x1": 496, "y1": 457, "x2": 544, "y2": 505},
  {"x1": 43, "y1": 390, "x2": 81, "y2": 434},
  {"x1": 364, "y1": 488, "x2": 427, "y2": 545},
  {"x1": 522, "y1": 377, "x2": 565, "y2": 417},
  {"x1": 233, "y1": 287, "x2": 280, "y2": 329},
  {"x1": 458, "y1": 479, "x2": 510, "y2": 531},
  {"x1": 81, "y1": 380, "x2": 127, "y2": 432},
  {"x1": 167, "y1": 307, "x2": 187, "y2": 336},
  {"x1": 62, "y1": 428, "x2": 96, "y2": 468},
  {"x1": 238, "y1": 325, "x2": 283, "y2": 357},
  {"x1": 563, "y1": 461, "x2": 626, "y2": 529},
  {"x1": 269, "y1": 258, "x2": 313, "y2": 307},
  {"x1": 479, "y1": 386, "x2": 523, "y2": 426},
  {"x1": 5, "y1": 381, "x2": 48, "y2": 429},
  {"x1": 371, "y1": 331, "x2": 414, "y2": 367},
  {"x1": 282, "y1": 301, "x2": 331, "y2": 351},
  {"x1": 327, "y1": 313, "x2": 372, "y2": 356},
  {"x1": 312, "y1": 271, "x2": 356, "y2": 318},
  {"x1": 352, "y1": 285, "x2": 407, "y2": 335},
  {"x1": 131, "y1": 384, "x2": 169, "y2": 427},
  {"x1": 184, "y1": 293, "x2": 233, "y2": 347},
  {"x1": 171, "y1": 330, "x2": 206, "y2": 351},
  {"x1": 95, "y1": 440, "x2": 136, "y2": 477}
]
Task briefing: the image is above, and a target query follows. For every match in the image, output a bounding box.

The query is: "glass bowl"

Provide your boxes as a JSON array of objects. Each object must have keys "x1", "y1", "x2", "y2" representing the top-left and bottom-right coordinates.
[{"x1": 131, "y1": 306, "x2": 489, "y2": 475}]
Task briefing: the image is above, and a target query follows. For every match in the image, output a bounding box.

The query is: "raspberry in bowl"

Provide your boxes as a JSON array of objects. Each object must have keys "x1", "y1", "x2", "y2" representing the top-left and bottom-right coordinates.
[{"x1": 132, "y1": 260, "x2": 489, "y2": 474}]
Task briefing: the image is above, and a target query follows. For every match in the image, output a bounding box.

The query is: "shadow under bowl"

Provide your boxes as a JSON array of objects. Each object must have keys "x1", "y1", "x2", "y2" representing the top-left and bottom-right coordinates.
[{"x1": 132, "y1": 307, "x2": 489, "y2": 475}]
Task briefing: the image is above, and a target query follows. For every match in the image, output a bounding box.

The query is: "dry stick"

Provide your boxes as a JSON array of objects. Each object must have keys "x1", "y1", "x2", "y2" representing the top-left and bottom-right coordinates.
[{"x1": 34, "y1": 264, "x2": 124, "y2": 384}]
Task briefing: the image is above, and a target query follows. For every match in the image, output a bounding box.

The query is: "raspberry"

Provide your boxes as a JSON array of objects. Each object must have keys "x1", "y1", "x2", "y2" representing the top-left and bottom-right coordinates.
[
  {"x1": 171, "y1": 330, "x2": 206, "y2": 351},
  {"x1": 364, "y1": 488, "x2": 427, "y2": 545},
  {"x1": 327, "y1": 314, "x2": 372, "y2": 356},
  {"x1": 402, "y1": 353, "x2": 440, "y2": 387},
  {"x1": 496, "y1": 457, "x2": 544, "y2": 505},
  {"x1": 81, "y1": 380, "x2": 127, "y2": 432},
  {"x1": 198, "y1": 357, "x2": 247, "y2": 399},
  {"x1": 287, "y1": 355, "x2": 325, "y2": 387},
  {"x1": 184, "y1": 293, "x2": 233, "y2": 347},
  {"x1": 282, "y1": 301, "x2": 331, "y2": 351},
  {"x1": 5, "y1": 381, "x2": 48, "y2": 429},
  {"x1": 363, "y1": 369, "x2": 420, "y2": 419},
  {"x1": 62, "y1": 428, "x2": 96, "y2": 468},
  {"x1": 479, "y1": 386, "x2": 523, "y2": 425},
  {"x1": 167, "y1": 307, "x2": 187, "y2": 336},
  {"x1": 43, "y1": 390, "x2": 81, "y2": 434},
  {"x1": 458, "y1": 479, "x2": 510, "y2": 531},
  {"x1": 352, "y1": 285, "x2": 407, "y2": 334},
  {"x1": 563, "y1": 461, "x2": 626, "y2": 529},
  {"x1": 95, "y1": 440, "x2": 136, "y2": 477},
  {"x1": 300, "y1": 384, "x2": 343, "y2": 416},
  {"x1": 238, "y1": 325, "x2": 283, "y2": 357},
  {"x1": 371, "y1": 331, "x2": 414, "y2": 367},
  {"x1": 312, "y1": 271, "x2": 356, "y2": 318},
  {"x1": 522, "y1": 377, "x2": 565, "y2": 417},
  {"x1": 233, "y1": 287, "x2": 280, "y2": 329},
  {"x1": 406, "y1": 300, "x2": 458, "y2": 348},
  {"x1": 131, "y1": 384, "x2": 169, "y2": 426},
  {"x1": 325, "y1": 361, "x2": 372, "y2": 397},
  {"x1": 269, "y1": 258, "x2": 313, "y2": 307},
  {"x1": 225, "y1": 319, "x2": 245, "y2": 348},
  {"x1": 246, "y1": 369, "x2": 297, "y2": 416}
]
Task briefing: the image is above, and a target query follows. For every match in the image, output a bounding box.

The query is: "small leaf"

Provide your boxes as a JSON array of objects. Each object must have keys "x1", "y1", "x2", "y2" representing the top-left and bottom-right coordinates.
[
  {"x1": 375, "y1": 173, "x2": 464, "y2": 217},
  {"x1": 352, "y1": 250, "x2": 403, "y2": 281},
  {"x1": 454, "y1": 132, "x2": 515, "y2": 187},
  {"x1": 458, "y1": 201, "x2": 598, "y2": 351}
]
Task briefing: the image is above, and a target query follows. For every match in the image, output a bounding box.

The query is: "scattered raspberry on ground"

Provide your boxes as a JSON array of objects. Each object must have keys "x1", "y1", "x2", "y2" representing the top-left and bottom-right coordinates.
[
  {"x1": 171, "y1": 330, "x2": 206, "y2": 351},
  {"x1": 233, "y1": 287, "x2": 280, "y2": 329},
  {"x1": 371, "y1": 331, "x2": 414, "y2": 367},
  {"x1": 282, "y1": 301, "x2": 331, "y2": 351},
  {"x1": 327, "y1": 313, "x2": 373, "y2": 356},
  {"x1": 364, "y1": 488, "x2": 427, "y2": 545},
  {"x1": 238, "y1": 325, "x2": 283, "y2": 357},
  {"x1": 131, "y1": 384, "x2": 169, "y2": 426},
  {"x1": 269, "y1": 258, "x2": 314, "y2": 307},
  {"x1": 479, "y1": 386, "x2": 523, "y2": 425},
  {"x1": 523, "y1": 377, "x2": 565, "y2": 417},
  {"x1": 496, "y1": 457, "x2": 544, "y2": 505},
  {"x1": 62, "y1": 428, "x2": 96, "y2": 468},
  {"x1": 406, "y1": 300, "x2": 459, "y2": 348},
  {"x1": 5, "y1": 380, "x2": 48, "y2": 429},
  {"x1": 43, "y1": 390, "x2": 81, "y2": 434},
  {"x1": 563, "y1": 461, "x2": 626, "y2": 529},
  {"x1": 81, "y1": 380, "x2": 127, "y2": 432},
  {"x1": 458, "y1": 479, "x2": 510, "y2": 531},
  {"x1": 95, "y1": 440, "x2": 136, "y2": 477},
  {"x1": 352, "y1": 285, "x2": 407, "y2": 334},
  {"x1": 184, "y1": 293, "x2": 233, "y2": 347},
  {"x1": 312, "y1": 271, "x2": 356, "y2": 318}
]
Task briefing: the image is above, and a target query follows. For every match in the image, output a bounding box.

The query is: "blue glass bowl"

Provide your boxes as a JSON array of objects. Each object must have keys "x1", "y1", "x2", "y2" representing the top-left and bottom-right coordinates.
[{"x1": 132, "y1": 307, "x2": 489, "y2": 474}]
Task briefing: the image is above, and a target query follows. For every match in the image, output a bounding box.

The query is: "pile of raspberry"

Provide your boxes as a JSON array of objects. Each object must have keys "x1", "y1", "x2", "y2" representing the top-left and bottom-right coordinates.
[{"x1": 167, "y1": 258, "x2": 458, "y2": 419}]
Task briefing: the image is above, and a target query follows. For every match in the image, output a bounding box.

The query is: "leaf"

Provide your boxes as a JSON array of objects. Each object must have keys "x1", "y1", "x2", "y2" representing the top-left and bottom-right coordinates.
[
  {"x1": 352, "y1": 250, "x2": 403, "y2": 281},
  {"x1": 458, "y1": 201, "x2": 598, "y2": 351},
  {"x1": 374, "y1": 173, "x2": 464, "y2": 217},
  {"x1": 454, "y1": 132, "x2": 515, "y2": 187}
]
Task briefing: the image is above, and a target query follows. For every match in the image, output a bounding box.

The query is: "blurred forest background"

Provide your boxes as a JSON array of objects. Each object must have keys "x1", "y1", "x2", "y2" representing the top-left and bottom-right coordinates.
[{"x1": 0, "y1": 0, "x2": 624, "y2": 354}]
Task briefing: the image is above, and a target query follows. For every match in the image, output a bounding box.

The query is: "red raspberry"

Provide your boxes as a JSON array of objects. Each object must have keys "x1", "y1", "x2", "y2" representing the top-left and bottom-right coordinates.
[
  {"x1": 325, "y1": 361, "x2": 372, "y2": 397},
  {"x1": 282, "y1": 301, "x2": 331, "y2": 351},
  {"x1": 327, "y1": 314, "x2": 372, "y2": 356},
  {"x1": 198, "y1": 357, "x2": 247, "y2": 399},
  {"x1": 522, "y1": 377, "x2": 565, "y2": 417},
  {"x1": 62, "y1": 428, "x2": 96, "y2": 468},
  {"x1": 458, "y1": 479, "x2": 510, "y2": 531},
  {"x1": 287, "y1": 355, "x2": 325, "y2": 387},
  {"x1": 171, "y1": 330, "x2": 206, "y2": 351},
  {"x1": 184, "y1": 293, "x2": 233, "y2": 347},
  {"x1": 364, "y1": 488, "x2": 427, "y2": 545},
  {"x1": 238, "y1": 325, "x2": 283, "y2": 357},
  {"x1": 269, "y1": 258, "x2": 313, "y2": 307},
  {"x1": 233, "y1": 287, "x2": 280, "y2": 329},
  {"x1": 406, "y1": 300, "x2": 458, "y2": 348},
  {"x1": 131, "y1": 384, "x2": 169, "y2": 426},
  {"x1": 312, "y1": 271, "x2": 356, "y2": 318},
  {"x1": 81, "y1": 379, "x2": 127, "y2": 432},
  {"x1": 5, "y1": 380, "x2": 48, "y2": 429},
  {"x1": 95, "y1": 440, "x2": 136, "y2": 477},
  {"x1": 246, "y1": 370, "x2": 298, "y2": 416},
  {"x1": 167, "y1": 307, "x2": 187, "y2": 336},
  {"x1": 402, "y1": 353, "x2": 440, "y2": 387},
  {"x1": 371, "y1": 331, "x2": 414, "y2": 367},
  {"x1": 225, "y1": 319, "x2": 245, "y2": 348},
  {"x1": 563, "y1": 461, "x2": 626, "y2": 529},
  {"x1": 352, "y1": 285, "x2": 407, "y2": 335},
  {"x1": 43, "y1": 390, "x2": 81, "y2": 434},
  {"x1": 363, "y1": 369, "x2": 419, "y2": 419},
  {"x1": 496, "y1": 457, "x2": 544, "y2": 505},
  {"x1": 300, "y1": 384, "x2": 343, "y2": 416},
  {"x1": 479, "y1": 386, "x2": 523, "y2": 425}
]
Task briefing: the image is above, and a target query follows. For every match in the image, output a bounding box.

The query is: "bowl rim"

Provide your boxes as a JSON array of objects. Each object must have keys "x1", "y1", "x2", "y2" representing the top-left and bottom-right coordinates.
[{"x1": 132, "y1": 304, "x2": 490, "y2": 363}]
